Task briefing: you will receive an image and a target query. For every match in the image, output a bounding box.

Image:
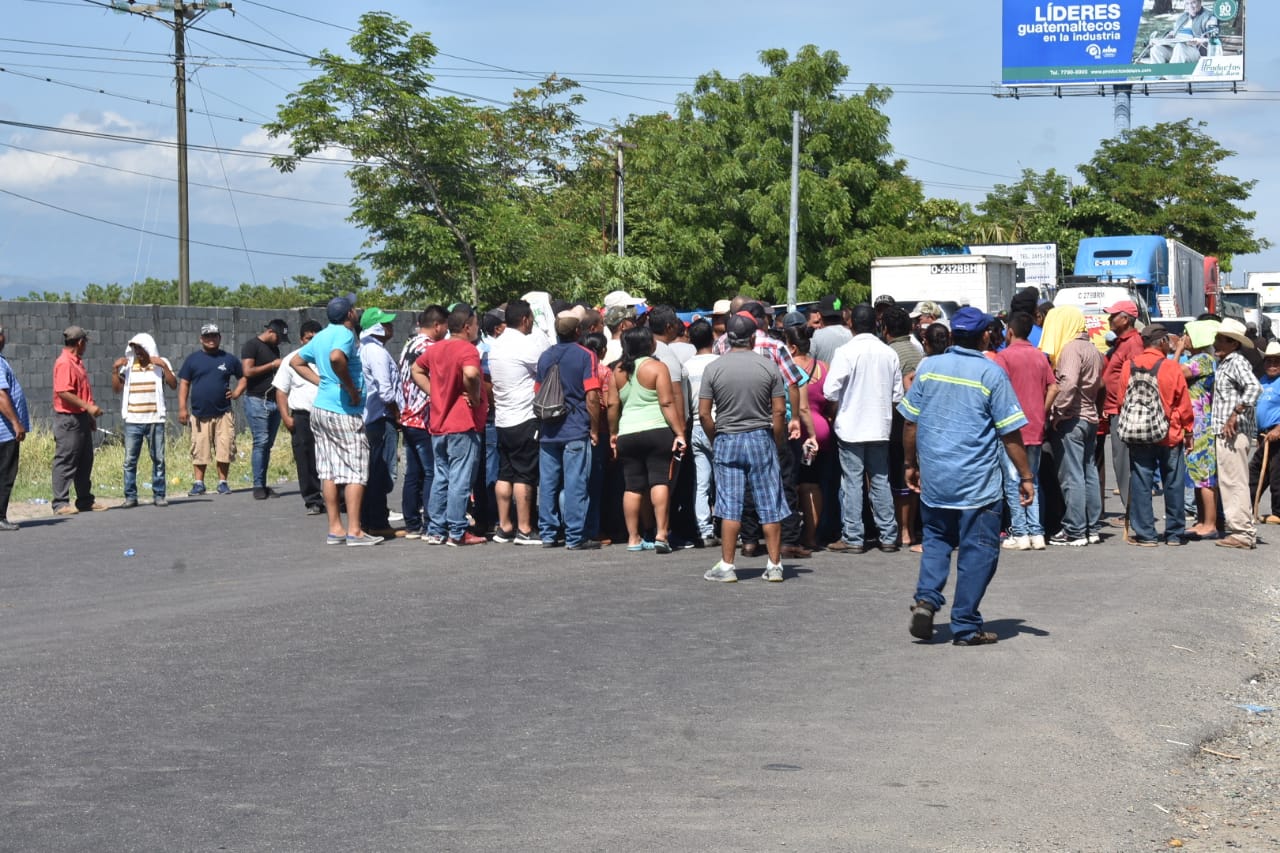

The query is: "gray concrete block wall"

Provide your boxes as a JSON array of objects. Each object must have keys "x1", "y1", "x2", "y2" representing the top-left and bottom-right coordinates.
[{"x1": 0, "y1": 301, "x2": 331, "y2": 433}]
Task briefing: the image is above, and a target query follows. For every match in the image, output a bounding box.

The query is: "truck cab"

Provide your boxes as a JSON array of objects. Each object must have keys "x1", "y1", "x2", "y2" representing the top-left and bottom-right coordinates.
[{"x1": 1053, "y1": 279, "x2": 1152, "y2": 352}]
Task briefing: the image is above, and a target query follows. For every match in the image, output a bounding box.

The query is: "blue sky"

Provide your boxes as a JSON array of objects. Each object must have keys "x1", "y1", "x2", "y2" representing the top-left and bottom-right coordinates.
[{"x1": 2, "y1": 0, "x2": 1277, "y2": 300}]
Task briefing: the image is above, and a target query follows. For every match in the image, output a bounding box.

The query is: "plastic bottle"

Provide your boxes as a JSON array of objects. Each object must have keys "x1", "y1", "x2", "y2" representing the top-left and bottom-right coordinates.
[{"x1": 123, "y1": 549, "x2": 136, "y2": 557}]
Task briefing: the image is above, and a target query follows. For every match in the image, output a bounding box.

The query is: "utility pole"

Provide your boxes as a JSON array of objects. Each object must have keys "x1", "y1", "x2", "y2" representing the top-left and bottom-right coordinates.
[
  {"x1": 111, "y1": 2, "x2": 234, "y2": 306},
  {"x1": 610, "y1": 138, "x2": 636, "y2": 257},
  {"x1": 786, "y1": 110, "x2": 801, "y2": 312}
]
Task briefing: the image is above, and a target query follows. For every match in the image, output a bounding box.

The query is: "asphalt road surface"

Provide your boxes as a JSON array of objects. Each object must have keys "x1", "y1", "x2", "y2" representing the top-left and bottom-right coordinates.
[{"x1": 0, "y1": 486, "x2": 1272, "y2": 852}]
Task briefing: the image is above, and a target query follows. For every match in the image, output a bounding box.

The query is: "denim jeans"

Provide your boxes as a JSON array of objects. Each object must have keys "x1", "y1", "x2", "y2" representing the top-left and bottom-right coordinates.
[
  {"x1": 122, "y1": 422, "x2": 166, "y2": 501},
  {"x1": 243, "y1": 395, "x2": 281, "y2": 489},
  {"x1": 691, "y1": 423, "x2": 715, "y2": 538},
  {"x1": 361, "y1": 417, "x2": 397, "y2": 530},
  {"x1": 1002, "y1": 443, "x2": 1043, "y2": 536},
  {"x1": 401, "y1": 426, "x2": 434, "y2": 534},
  {"x1": 915, "y1": 500, "x2": 1003, "y2": 642},
  {"x1": 428, "y1": 431, "x2": 480, "y2": 539},
  {"x1": 1128, "y1": 442, "x2": 1187, "y2": 542},
  {"x1": 1050, "y1": 418, "x2": 1101, "y2": 539},
  {"x1": 538, "y1": 439, "x2": 591, "y2": 546},
  {"x1": 837, "y1": 439, "x2": 897, "y2": 546}
]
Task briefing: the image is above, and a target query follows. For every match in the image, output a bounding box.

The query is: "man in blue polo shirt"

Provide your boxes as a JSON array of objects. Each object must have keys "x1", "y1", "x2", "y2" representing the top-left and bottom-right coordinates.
[{"x1": 898, "y1": 306, "x2": 1034, "y2": 647}]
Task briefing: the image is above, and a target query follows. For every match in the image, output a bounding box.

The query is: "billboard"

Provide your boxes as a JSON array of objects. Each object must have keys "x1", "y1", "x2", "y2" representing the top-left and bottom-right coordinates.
[
  {"x1": 966, "y1": 243, "x2": 1060, "y2": 293},
  {"x1": 1002, "y1": 1, "x2": 1244, "y2": 86}
]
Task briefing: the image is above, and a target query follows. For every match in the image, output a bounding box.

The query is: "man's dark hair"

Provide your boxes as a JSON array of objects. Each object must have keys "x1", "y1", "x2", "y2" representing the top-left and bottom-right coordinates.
[
  {"x1": 688, "y1": 319, "x2": 713, "y2": 351},
  {"x1": 446, "y1": 304, "x2": 475, "y2": 335},
  {"x1": 481, "y1": 311, "x2": 504, "y2": 338},
  {"x1": 951, "y1": 329, "x2": 984, "y2": 350},
  {"x1": 504, "y1": 299, "x2": 533, "y2": 328},
  {"x1": 923, "y1": 322, "x2": 951, "y2": 355},
  {"x1": 647, "y1": 304, "x2": 679, "y2": 336},
  {"x1": 549, "y1": 299, "x2": 571, "y2": 316},
  {"x1": 1007, "y1": 311, "x2": 1034, "y2": 340},
  {"x1": 419, "y1": 305, "x2": 448, "y2": 328},
  {"x1": 850, "y1": 303, "x2": 877, "y2": 334},
  {"x1": 882, "y1": 306, "x2": 911, "y2": 338},
  {"x1": 299, "y1": 319, "x2": 322, "y2": 337}
]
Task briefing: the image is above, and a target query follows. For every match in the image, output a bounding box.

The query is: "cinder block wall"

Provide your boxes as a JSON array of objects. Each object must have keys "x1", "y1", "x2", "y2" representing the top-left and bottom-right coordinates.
[{"x1": 0, "y1": 301, "x2": 335, "y2": 432}]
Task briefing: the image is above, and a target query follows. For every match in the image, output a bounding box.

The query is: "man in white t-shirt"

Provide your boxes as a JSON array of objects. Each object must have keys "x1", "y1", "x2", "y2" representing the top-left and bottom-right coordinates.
[
  {"x1": 488, "y1": 299, "x2": 550, "y2": 543},
  {"x1": 274, "y1": 320, "x2": 324, "y2": 514}
]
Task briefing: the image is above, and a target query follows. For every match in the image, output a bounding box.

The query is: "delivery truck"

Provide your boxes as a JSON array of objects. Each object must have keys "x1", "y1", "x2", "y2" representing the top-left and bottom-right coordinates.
[
  {"x1": 870, "y1": 255, "x2": 1017, "y2": 320},
  {"x1": 1246, "y1": 272, "x2": 1280, "y2": 335}
]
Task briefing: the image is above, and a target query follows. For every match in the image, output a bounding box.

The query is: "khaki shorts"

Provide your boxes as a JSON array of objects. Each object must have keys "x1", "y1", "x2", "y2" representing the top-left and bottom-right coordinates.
[{"x1": 190, "y1": 411, "x2": 236, "y2": 465}]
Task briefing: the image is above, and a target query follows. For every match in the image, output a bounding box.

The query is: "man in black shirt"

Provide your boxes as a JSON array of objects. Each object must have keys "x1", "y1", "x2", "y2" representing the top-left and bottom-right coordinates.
[{"x1": 242, "y1": 319, "x2": 290, "y2": 499}]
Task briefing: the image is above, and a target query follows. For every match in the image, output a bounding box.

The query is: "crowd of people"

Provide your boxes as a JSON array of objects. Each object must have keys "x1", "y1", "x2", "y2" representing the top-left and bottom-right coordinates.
[{"x1": 1, "y1": 284, "x2": 1276, "y2": 644}]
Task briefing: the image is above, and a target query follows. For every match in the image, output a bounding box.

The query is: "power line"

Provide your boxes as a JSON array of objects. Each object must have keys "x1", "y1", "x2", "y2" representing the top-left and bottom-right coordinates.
[{"x1": 0, "y1": 185, "x2": 357, "y2": 260}]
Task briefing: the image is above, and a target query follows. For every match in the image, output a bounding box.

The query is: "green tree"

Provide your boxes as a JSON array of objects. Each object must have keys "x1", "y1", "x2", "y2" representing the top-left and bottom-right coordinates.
[
  {"x1": 614, "y1": 46, "x2": 936, "y2": 306},
  {"x1": 266, "y1": 13, "x2": 600, "y2": 307},
  {"x1": 1072, "y1": 119, "x2": 1269, "y2": 270}
]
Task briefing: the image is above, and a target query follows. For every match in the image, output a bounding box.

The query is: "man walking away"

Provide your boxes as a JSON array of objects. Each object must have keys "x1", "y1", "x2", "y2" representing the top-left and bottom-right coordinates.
[
  {"x1": 52, "y1": 326, "x2": 106, "y2": 515},
  {"x1": 274, "y1": 320, "x2": 324, "y2": 514},
  {"x1": 241, "y1": 319, "x2": 290, "y2": 500},
  {"x1": 112, "y1": 333, "x2": 177, "y2": 508},
  {"x1": 178, "y1": 323, "x2": 245, "y2": 497},
  {"x1": 700, "y1": 314, "x2": 789, "y2": 583},
  {"x1": 899, "y1": 307, "x2": 1033, "y2": 646},
  {"x1": 0, "y1": 324, "x2": 30, "y2": 530}
]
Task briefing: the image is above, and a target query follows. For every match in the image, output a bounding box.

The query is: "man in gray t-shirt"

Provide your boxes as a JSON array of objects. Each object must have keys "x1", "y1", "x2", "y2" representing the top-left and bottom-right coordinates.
[
  {"x1": 810, "y1": 294, "x2": 853, "y2": 365},
  {"x1": 699, "y1": 315, "x2": 813, "y2": 583}
]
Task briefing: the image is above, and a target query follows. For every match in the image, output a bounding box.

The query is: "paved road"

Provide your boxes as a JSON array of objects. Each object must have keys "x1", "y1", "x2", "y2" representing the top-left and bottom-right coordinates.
[{"x1": 0, "y1": 487, "x2": 1271, "y2": 852}]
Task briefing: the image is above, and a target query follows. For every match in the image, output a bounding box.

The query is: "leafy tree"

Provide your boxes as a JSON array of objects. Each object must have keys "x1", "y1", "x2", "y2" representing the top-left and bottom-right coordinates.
[
  {"x1": 266, "y1": 13, "x2": 600, "y2": 307},
  {"x1": 972, "y1": 168, "x2": 1083, "y2": 274},
  {"x1": 614, "y1": 46, "x2": 936, "y2": 307},
  {"x1": 1072, "y1": 119, "x2": 1269, "y2": 269},
  {"x1": 563, "y1": 255, "x2": 663, "y2": 306}
]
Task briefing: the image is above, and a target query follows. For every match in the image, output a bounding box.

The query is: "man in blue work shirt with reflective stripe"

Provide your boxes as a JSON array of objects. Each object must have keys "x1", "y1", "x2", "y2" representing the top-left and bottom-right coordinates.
[{"x1": 898, "y1": 306, "x2": 1034, "y2": 647}]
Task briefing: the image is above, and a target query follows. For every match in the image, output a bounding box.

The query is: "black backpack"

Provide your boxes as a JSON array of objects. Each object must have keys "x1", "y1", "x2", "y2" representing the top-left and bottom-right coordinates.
[{"x1": 532, "y1": 349, "x2": 568, "y2": 423}]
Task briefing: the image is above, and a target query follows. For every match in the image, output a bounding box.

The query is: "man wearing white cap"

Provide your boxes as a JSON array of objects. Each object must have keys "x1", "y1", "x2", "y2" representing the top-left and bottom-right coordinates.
[
  {"x1": 112, "y1": 333, "x2": 177, "y2": 508},
  {"x1": 1212, "y1": 318, "x2": 1262, "y2": 548}
]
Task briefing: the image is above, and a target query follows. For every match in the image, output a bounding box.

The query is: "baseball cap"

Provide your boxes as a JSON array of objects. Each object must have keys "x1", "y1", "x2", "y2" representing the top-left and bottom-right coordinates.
[
  {"x1": 63, "y1": 325, "x2": 88, "y2": 342},
  {"x1": 326, "y1": 296, "x2": 354, "y2": 324},
  {"x1": 359, "y1": 307, "x2": 396, "y2": 331},
  {"x1": 1104, "y1": 299, "x2": 1139, "y2": 318},
  {"x1": 711, "y1": 299, "x2": 732, "y2": 315},
  {"x1": 873, "y1": 294, "x2": 896, "y2": 308},
  {"x1": 949, "y1": 306, "x2": 993, "y2": 335},
  {"x1": 265, "y1": 318, "x2": 290, "y2": 342},
  {"x1": 909, "y1": 300, "x2": 942, "y2": 320},
  {"x1": 1141, "y1": 323, "x2": 1169, "y2": 344},
  {"x1": 604, "y1": 305, "x2": 635, "y2": 328},
  {"x1": 603, "y1": 290, "x2": 644, "y2": 309},
  {"x1": 199, "y1": 323, "x2": 220, "y2": 336},
  {"x1": 782, "y1": 311, "x2": 808, "y2": 329},
  {"x1": 816, "y1": 294, "x2": 842, "y2": 319},
  {"x1": 726, "y1": 313, "x2": 757, "y2": 345}
]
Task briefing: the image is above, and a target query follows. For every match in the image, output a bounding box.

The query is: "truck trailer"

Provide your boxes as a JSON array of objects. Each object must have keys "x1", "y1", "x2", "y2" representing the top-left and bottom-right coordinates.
[
  {"x1": 870, "y1": 255, "x2": 1017, "y2": 320},
  {"x1": 1070, "y1": 236, "x2": 1216, "y2": 319}
]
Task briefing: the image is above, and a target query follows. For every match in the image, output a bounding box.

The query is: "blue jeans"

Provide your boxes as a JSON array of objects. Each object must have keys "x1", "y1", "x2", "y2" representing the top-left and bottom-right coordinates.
[
  {"x1": 243, "y1": 395, "x2": 281, "y2": 489},
  {"x1": 1002, "y1": 443, "x2": 1043, "y2": 536},
  {"x1": 916, "y1": 501, "x2": 1003, "y2": 642},
  {"x1": 837, "y1": 439, "x2": 897, "y2": 546},
  {"x1": 361, "y1": 417, "x2": 397, "y2": 530},
  {"x1": 691, "y1": 423, "x2": 715, "y2": 538},
  {"x1": 538, "y1": 439, "x2": 591, "y2": 546},
  {"x1": 1128, "y1": 442, "x2": 1187, "y2": 542},
  {"x1": 123, "y1": 422, "x2": 166, "y2": 500},
  {"x1": 401, "y1": 426, "x2": 434, "y2": 534},
  {"x1": 428, "y1": 431, "x2": 480, "y2": 539},
  {"x1": 1051, "y1": 418, "x2": 1101, "y2": 539}
]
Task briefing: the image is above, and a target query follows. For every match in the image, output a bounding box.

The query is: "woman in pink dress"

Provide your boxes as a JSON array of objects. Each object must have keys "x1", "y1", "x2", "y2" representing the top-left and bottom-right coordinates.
[{"x1": 785, "y1": 325, "x2": 834, "y2": 550}]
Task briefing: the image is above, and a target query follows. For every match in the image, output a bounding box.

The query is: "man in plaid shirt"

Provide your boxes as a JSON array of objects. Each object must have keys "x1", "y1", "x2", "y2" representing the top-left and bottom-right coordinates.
[
  {"x1": 397, "y1": 305, "x2": 448, "y2": 539},
  {"x1": 1212, "y1": 319, "x2": 1262, "y2": 549}
]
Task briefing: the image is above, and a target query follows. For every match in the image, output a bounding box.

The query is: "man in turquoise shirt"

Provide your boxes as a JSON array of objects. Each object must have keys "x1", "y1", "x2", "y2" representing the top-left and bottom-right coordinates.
[{"x1": 898, "y1": 307, "x2": 1034, "y2": 646}]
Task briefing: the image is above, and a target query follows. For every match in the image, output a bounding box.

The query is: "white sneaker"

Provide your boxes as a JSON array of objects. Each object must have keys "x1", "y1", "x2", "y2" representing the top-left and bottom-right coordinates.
[
  {"x1": 1029, "y1": 534, "x2": 1046, "y2": 550},
  {"x1": 1087, "y1": 533, "x2": 1102, "y2": 545},
  {"x1": 1001, "y1": 535, "x2": 1031, "y2": 551},
  {"x1": 703, "y1": 561, "x2": 738, "y2": 583},
  {"x1": 388, "y1": 511, "x2": 404, "y2": 523},
  {"x1": 762, "y1": 562, "x2": 784, "y2": 582}
]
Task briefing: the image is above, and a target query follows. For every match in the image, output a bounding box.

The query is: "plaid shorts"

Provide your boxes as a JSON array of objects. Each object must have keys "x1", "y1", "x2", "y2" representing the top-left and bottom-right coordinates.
[
  {"x1": 712, "y1": 429, "x2": 787, "y2": 524},
  {"x1": 311, "y1": 407, "x2": 369, "y2": 485}
]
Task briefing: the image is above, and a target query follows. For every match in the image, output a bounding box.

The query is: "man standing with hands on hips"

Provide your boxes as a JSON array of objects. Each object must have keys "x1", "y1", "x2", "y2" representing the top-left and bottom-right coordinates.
[{"x1": 52, "y1": 325, "x2": 106, "y2": 515}]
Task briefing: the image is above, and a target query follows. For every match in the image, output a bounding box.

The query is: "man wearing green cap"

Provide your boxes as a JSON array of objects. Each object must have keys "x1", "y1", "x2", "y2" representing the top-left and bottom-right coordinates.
[{"x1": 359, "y1": 307, "x2": 401, "y2": 536}]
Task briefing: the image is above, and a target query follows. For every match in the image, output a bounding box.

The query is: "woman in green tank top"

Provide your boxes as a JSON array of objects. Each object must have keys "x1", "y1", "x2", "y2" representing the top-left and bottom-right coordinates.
[{"x1": 608, "y1": 327, "x2": 687, "y2": 553}]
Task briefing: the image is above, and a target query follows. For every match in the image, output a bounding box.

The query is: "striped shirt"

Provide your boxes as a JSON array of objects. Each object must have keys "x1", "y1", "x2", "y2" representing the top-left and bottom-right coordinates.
[
  {"x1": 119, "y1": 358, "x2": 169, "y2": 424},
  {"x1": 1210, "y1": 350, "x2": 1261, "y2": 437},
  {"x1": 898, "y1": 346, "x2": 1028, "y2": 510}
]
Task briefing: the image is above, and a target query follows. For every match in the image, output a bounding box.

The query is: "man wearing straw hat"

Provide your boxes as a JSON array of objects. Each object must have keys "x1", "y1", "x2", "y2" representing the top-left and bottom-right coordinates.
[
  {"x1": 1212, "y1": 318, "x2": 1262, "y2": 549},
  {"x1": 1248, "y1": 342, "x2": 1280, "y2": 526}
]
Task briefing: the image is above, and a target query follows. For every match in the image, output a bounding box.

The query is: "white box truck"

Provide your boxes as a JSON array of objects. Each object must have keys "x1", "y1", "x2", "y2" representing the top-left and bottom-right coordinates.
[
  {"x1": 1246, "y1": 272, "x2": 1280, "y2": 336},
  {"x1": 870, "y1": 255, "x2": 1018, "y2": 320}
]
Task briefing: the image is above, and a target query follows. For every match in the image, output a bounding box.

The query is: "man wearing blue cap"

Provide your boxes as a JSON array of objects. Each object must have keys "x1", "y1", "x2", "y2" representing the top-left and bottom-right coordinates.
[{"x1": 898, "y1": 306, "x2": 1034, "y2": 646}]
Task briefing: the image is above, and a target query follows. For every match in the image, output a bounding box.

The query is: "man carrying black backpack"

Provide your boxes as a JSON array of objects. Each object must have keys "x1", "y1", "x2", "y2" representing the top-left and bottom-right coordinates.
[{"x1": 1114, "y1": 324, "x2": 1194, "y2": 547}]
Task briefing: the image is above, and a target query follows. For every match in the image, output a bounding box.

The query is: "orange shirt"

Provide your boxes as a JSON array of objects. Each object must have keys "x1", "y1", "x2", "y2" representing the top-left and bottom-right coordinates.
[
  {"x1": 1115, "y1": 348, "x2": 1194, "y2": 448},
  {"x1": 52, "y1": 349, "x2": 94, "y2": 414}
]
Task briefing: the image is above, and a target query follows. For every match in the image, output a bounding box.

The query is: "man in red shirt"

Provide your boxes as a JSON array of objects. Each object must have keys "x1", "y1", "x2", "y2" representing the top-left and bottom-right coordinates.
[
  {"x1": 411, "y1": 304, "x2": 488, "y2": 547},
  {"x1": 1114, "y1": 324, "x2": 1194, "y2": 546},
  {"x1": 994, "y1": 311, "x2": 1058, "y2": 550},
  {"x1": 1101, "y1": 300, "x2": 1146, "y2": 523},
  {"x1": 51, "y1": 325, "x2": 106, "y2": 515}
]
